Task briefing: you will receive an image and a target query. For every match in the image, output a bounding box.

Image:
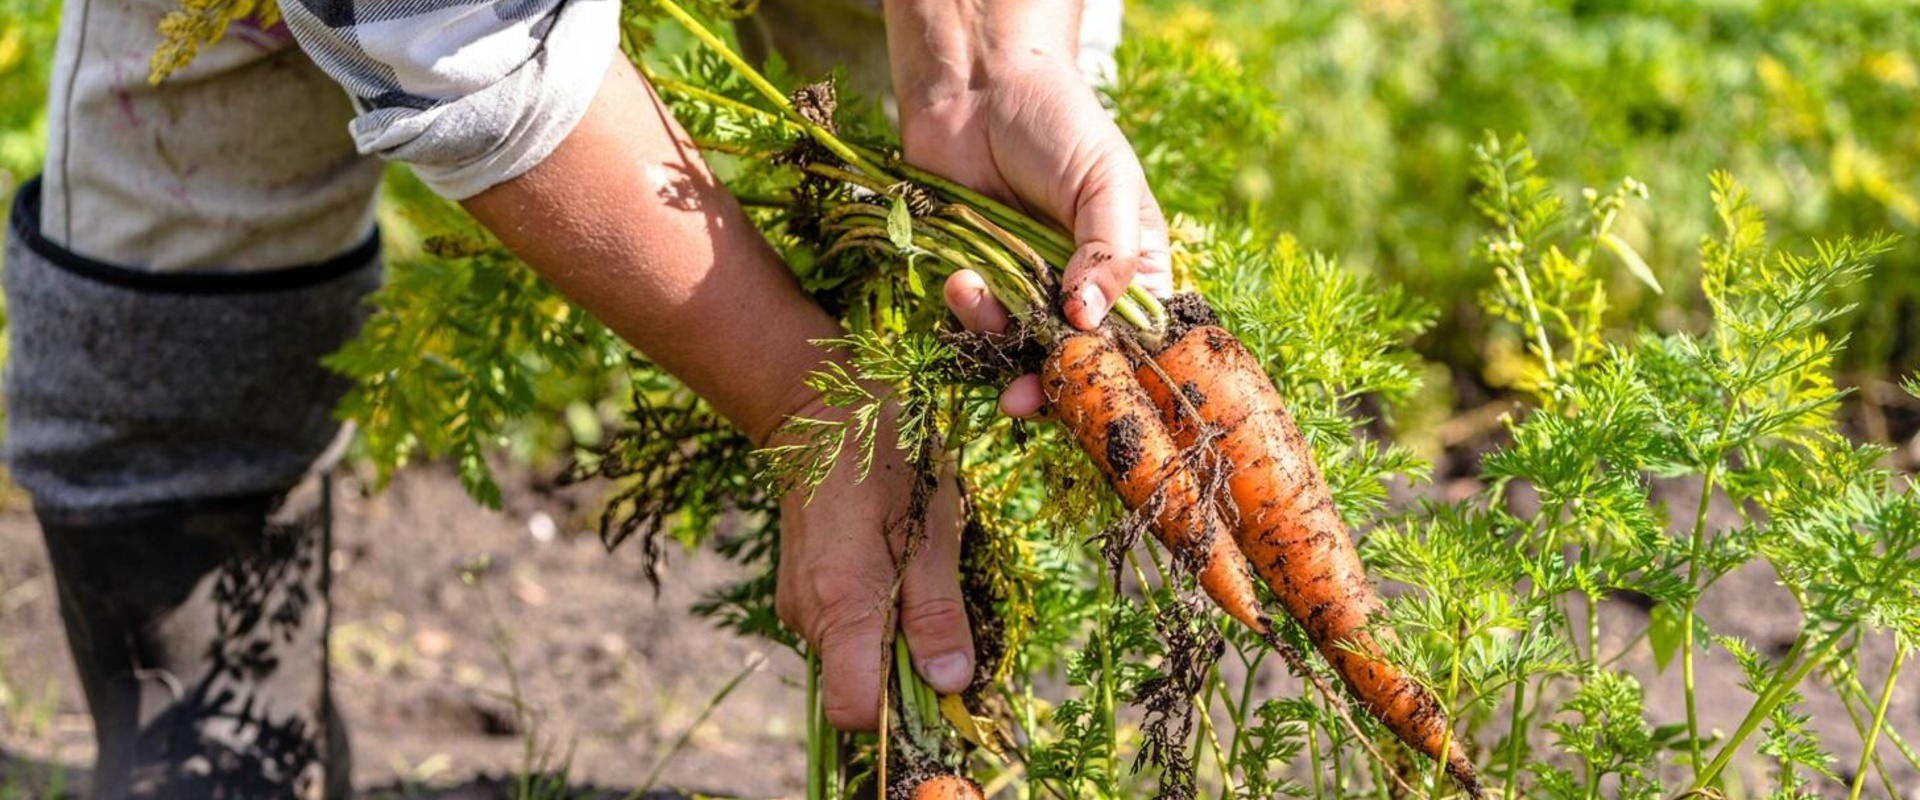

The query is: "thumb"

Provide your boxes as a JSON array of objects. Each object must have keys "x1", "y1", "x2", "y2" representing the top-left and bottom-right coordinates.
[
  {"x1": 1060, "y1": 157, "x2": 1145, "y2": 331},
  {"x1": 899, "y1": 467, "x2": 975, "y2": 695}
]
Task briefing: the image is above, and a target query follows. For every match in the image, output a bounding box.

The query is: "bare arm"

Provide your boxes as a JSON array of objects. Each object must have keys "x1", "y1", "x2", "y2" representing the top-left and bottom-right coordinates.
[
  {"x1": 463, "y1": 59, "x2": 837, "y2": 446},
  {"x1": 461, "y1": 58, "x2": 975, "y2": 731}
]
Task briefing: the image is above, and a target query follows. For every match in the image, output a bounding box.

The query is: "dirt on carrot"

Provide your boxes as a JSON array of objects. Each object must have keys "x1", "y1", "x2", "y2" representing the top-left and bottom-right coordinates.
[
  {"x1": 1041, "y1": 328, "x2": 1271, "y2": 636},
  {"x1": 1137, "y1": 301, "x2": 1481, "y2": 797}
]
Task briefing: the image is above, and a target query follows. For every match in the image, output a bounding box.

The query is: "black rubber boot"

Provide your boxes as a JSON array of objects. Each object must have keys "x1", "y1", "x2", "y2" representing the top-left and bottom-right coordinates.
[
  {"x1": 4, "y1": 177, "x2": 381, "y2": 799},
  {"x1": 38, "y1": 475, "x2": 350, "y2": 800}
]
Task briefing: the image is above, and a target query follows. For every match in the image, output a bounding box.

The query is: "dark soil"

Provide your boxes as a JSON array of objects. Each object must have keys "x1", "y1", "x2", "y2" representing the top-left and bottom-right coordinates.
[
  {"x1": 1104, "y1": 414, "x2": 1145, "y2": 477},
  {"x1": 1161, "y1": 292, "x2": 1220, "y2": 343},
  {"x1": 0, "y1": 465, "x2": 807, "y2": 799}
]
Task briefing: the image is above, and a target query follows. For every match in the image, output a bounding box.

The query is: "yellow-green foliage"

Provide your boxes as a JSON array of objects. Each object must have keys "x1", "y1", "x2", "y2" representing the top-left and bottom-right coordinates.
[{"x1": 149, "y1": 0, "x2": 280, "y2": 83}]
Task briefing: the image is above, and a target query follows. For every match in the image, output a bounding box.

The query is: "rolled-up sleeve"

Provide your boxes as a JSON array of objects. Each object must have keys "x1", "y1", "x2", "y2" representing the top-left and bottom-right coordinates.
[{"x1": 280, "y1": 0, "x2": 620, "y2": 199}]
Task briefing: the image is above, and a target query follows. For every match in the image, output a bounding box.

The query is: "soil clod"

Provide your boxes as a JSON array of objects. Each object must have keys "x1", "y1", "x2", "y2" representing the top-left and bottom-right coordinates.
[{"x1": 1104, "y1": 414, "x2": 1145, "y2": 477}]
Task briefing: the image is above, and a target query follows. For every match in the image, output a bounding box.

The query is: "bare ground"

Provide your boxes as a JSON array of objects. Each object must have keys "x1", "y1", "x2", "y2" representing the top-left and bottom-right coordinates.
[{"x1": 1, "y1": 465, "x2": 808, "y2": 799}]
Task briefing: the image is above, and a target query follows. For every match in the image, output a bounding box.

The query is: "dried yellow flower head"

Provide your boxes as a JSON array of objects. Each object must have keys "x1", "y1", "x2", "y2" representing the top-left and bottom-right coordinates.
[{"x1": 149, "y1": 0, "x2": 281, "y2": 84}]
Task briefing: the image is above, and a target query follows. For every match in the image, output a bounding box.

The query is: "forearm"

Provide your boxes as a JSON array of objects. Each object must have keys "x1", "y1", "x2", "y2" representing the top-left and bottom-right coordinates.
[
  {"x1": 463, "y1": 58, "x2": 840, "y2": 445},
  {"x1": 883, "y1": 0, "x2": 1084, "y2": 114}
]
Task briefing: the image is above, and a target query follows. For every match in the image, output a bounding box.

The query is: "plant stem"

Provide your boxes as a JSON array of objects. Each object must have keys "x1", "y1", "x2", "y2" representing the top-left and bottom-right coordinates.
[
  {"x1": 650, "y1": 60, "x2": 1082, "y2": 280},
  {"x1": 1193, "y1": 678, "x2": 1237, "y2": 797},
  {"x1": 1691, "y1": 631, "x2": 1840, "y2": 791},
  {"x1": 807, "y1": 649, "x2": 824, "y2": 800},
  {"x1": 1847, "y1": 644, "x2": 1905, "y2": 800},
  {"x1": 1431, "y1": 616, "x2": 1466, "y2": 798},
  {"x1": 1225, "y1": 649, "x2": 1264, "y2": 770},
  {"x1": 648, "y1": 31, "x2": 1177, "y2": 341},
  {"x1": 1329, "y1": 693, "x2": 1346, "y2": 796},
  {"x1": 1096, "y1": 565, "x2": 1119, "y2": 795},
  {"x1": 1833, "y1": 660, "x2": 1903, "y2": 795},
  {"x1": 803, "y1": 163, "x2": 894, "y2": 196},
  {"x1": 1502, "y1": 676, "x2": 1528, "y2": 800},
  {"x1": 1506, "y1": 250, "x2": 1559, "y2": 384},
  {"x1": 1308, "y1": 715, "x2": 1326, "y2": 800},
  {"x1": 1367, "y1": 738, "x2": 1391, "y2": 800},
  {"x1": 653, "y1": 0, "x2": 888, "y2": 179},
  {"x1": 857, "y1": 150, "x2": 1074, "y2": 259},
  {"x1": 1841, "y1": 669, "x2": 1920, "y2": 772},
  {"x1": 929, "y1": 210, "x2": 1165, "y2": 337},
  {"x1": 1587, "y1": 590, "x2": 1601, "y2": 664},
  {"x1": 1680, "y1": 446, "x2": 1729, "y2": 777}
]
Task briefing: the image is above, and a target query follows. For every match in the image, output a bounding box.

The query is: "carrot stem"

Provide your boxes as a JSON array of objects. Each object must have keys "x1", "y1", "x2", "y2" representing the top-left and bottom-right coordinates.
[
  {"x1": 1095, "y1": 566, "x2": 1119, "y2": 794},
  {"x1": 1431, "y1": 617, "x2": 1466, "y2": 798},
  {"x1": 1501, "y1": 677, "x2": 1527, "y2": 800},
  {"x1": 1838, "y1": 665, "x2": 1919, "y2": 776},
  {"x1": 1691, "y1": 630, "x2": 1839, "y2": 791},
  {"x1": 806, "y1": 649, "x2": 825, "y2": 800},
  {"x1": 1306, "y1": 712, "x2": 1326, "y2": 800},
  {"x1": 804, "y1": 163, "x2": 895, "y2": 196},
  {"x1": 650, "y1": 41, "x2": 1173, "y2": 341},
  {"x1": 653, "y1": 0, "x2": 889, "y2": 180},
  {"x1": 1848, "y1": 644, "x2": 1904, "y2": 800},
  {"x1": 854, "y1": 148, "x2": 1074, "y2": 261}
]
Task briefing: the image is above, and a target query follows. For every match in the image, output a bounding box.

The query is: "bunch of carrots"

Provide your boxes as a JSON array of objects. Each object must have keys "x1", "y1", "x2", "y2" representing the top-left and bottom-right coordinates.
[{"x1": 650, "y1": 2, "x2": 1479, "y2": 796}]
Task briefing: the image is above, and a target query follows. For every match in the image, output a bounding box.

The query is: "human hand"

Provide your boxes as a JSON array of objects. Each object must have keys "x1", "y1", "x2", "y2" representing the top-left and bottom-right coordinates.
[
  {"x1": 770, "y1": 398, "x2": 974, "y2": 730},
  {"x1": 893, "y1": 39, "x2": 1172, "y2": 417}
]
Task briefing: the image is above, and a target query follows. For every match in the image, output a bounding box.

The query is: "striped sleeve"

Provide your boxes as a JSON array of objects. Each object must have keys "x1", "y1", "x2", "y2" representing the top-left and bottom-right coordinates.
[{"x1": 279, "y1": 0, "x2": 620, "y2": 199}]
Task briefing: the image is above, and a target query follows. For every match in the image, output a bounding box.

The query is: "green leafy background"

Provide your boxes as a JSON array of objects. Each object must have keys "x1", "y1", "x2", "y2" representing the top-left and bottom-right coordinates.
[{"x1": 1, "y1": 0, "x2": 1918, "y2": 797}]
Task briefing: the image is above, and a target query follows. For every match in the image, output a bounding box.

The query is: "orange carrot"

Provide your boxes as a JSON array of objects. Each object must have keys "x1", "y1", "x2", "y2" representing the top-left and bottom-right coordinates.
[
  {"x1": 1042, "y1": 328, "x2": 1271, "y2": 635},
  {"x1": 909, "y1": 774, "x2": 985, "y2": 800},
  {"x1": 1138, "y1": 320, "x2": 1480, "y2": 797}
]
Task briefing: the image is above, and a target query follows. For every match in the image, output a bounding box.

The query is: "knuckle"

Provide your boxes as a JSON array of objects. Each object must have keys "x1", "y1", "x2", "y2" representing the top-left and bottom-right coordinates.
[
  {"x1": 823, "y1": 694, "x2": 877, "y2": 731},
  {"x1": 902, "y1": 595, "x2": 969, "y2": 638},
  {"x1": 803, "y1": 571, "x2": 883, "y2": 639}
]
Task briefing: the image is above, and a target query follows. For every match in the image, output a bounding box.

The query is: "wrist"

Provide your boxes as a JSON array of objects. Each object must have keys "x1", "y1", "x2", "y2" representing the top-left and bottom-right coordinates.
[{"x1": 747, "y1": 364, "x2": 836, "y2": 449}]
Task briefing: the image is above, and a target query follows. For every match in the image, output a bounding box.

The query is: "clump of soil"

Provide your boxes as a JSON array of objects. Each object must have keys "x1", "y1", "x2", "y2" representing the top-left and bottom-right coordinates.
[
  {"x1": 1162, "y1": 293, "x2": 1220, "y2": 342},
  {"x1": 1103, "y1": 414, "x2": 1146, "y2": 477},
  {"x1": 941, "y1": 324, "x2": 1047, "y2": 386}
]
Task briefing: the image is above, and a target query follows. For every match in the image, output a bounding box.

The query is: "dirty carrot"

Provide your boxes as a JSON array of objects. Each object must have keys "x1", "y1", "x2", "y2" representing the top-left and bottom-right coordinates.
[
  {"x1": 1042, "y1": 327, "x2": 1271, "y2": 636},
  {"x1": 1136, "y1": 302, "x2": 1482, "y2": 798}
]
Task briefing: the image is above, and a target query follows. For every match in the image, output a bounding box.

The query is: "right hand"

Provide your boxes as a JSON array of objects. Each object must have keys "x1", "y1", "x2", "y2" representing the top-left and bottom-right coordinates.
[
  {"x1": 905, "y1": 63, "x2": 1173, "y2": 419},
  {"x1": 770, "y1": 398, "x2": 975, "y2": 730}
]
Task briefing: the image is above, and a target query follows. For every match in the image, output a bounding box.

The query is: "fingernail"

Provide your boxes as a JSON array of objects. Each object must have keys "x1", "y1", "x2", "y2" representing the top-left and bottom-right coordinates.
[
  {"x1": 922, "y1": 652, "x2": 973, "y2": 692},
  {"x1": 1077, "y1": 282, "x2": 1108, "y2": 325}
]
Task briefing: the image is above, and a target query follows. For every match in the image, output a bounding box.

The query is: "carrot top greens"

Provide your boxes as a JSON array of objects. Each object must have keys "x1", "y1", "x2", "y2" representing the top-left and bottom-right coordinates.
[{"x1": 315, "y1": 1, "x2": 1920, "y2": 798}]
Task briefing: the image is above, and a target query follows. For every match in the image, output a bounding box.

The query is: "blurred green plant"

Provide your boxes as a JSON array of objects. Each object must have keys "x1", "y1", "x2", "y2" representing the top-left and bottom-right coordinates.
[
  {"x1": 1120, "y1": 0, "x2": 1920, "y2": 384},
  {"x1": 0, "y1": 0, "x2": 56, "y2": 194}
]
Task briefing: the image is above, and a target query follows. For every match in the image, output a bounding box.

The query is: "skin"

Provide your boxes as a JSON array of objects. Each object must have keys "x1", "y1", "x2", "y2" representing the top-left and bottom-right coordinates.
[
  {"x1": 464, "y1": 2, "x2": 1167, "y2": 731},
  {"x1": 891, "y1": 0, "x2": 1175, "y2": 417}
]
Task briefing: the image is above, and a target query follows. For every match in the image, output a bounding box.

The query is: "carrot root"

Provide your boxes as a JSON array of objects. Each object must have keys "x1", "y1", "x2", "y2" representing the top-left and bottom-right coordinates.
[
  {"x1": 1139, "y1": 320, "x2": 1481, "y2": 796},
  {"x1": 1042, "y1": 329, "x2": 1271, "y2": 636},
  {"x1": 908, "y1": 774, "x2": 985, "y2": 800}
]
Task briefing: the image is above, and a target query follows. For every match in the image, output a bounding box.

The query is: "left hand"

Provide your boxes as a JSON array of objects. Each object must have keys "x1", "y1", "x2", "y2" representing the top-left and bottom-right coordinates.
[{"x1": 770, "y1": 397, "x2": 974, "y2": 731}]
